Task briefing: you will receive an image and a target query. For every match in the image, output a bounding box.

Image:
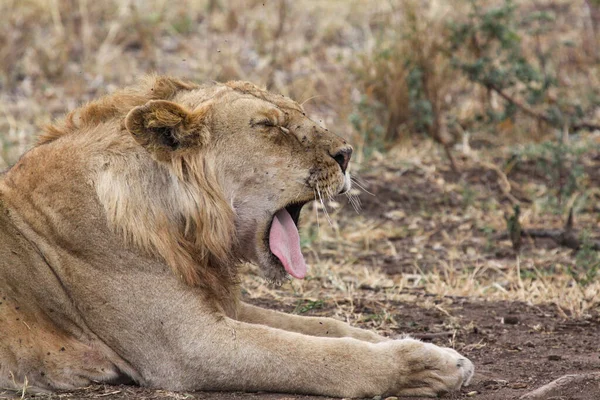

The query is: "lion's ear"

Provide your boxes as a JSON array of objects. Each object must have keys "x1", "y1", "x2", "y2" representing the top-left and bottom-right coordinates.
[{"x1": 125, "y1": 100, "x2": 211, "y2": 160}]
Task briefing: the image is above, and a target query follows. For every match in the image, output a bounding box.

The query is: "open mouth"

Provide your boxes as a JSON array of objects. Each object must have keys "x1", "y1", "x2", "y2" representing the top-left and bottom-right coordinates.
[
  {"x1": 284, "y1": 202, "x2": 304, "y2": 227},
  {"x1": 266, "y1": 201, "x2": 309, "y2": 279}
]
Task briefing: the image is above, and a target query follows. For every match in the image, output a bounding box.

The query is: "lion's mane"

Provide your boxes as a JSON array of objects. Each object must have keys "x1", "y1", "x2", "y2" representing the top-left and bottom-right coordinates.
[{"x1": 42, "y1": 76, "x2": 242, "y2": 306}]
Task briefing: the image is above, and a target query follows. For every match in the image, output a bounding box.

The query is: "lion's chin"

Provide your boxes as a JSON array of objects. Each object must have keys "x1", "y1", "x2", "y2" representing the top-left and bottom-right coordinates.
[{"x1": 260, "y1": 262, "x2": 292, "y2": 286}]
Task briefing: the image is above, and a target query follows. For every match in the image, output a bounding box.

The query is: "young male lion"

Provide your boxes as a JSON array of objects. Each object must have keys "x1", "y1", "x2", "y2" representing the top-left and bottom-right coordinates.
[{"x1": 0, "y1": 76, "x2": 473, "y2": 397}]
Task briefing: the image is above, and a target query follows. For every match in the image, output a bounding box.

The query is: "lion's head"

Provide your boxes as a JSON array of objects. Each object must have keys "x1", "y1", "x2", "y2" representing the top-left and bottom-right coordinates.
[
  {"x1": 41, "y1": 76, "x2": 352, "y2": 294},
  {"x1": 195, "y1": 81, "x2": 353, "y2": 284}
]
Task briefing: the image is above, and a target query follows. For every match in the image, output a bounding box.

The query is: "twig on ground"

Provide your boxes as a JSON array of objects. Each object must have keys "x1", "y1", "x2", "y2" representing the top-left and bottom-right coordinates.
[
  {"x1": 520, "y1": 372, "x2": 600, "y2": 399},
  {"x1": 520, "y1": 229, "x2": 600, "y2": 251}
]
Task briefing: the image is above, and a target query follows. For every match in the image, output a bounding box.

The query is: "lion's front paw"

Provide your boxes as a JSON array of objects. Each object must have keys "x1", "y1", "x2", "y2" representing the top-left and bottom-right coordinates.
[
  {"x1": 433, "y1": 345, "x2": 474, "y2": 387},
  {"x1": 388, "y1": 339, "x2": 474, "y2": 397}
]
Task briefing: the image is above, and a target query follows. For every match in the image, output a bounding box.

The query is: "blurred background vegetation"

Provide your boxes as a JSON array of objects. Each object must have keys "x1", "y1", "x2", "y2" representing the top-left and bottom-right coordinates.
[{"x1": 1, "y1": 0, "x2": 598, "y2": 166}]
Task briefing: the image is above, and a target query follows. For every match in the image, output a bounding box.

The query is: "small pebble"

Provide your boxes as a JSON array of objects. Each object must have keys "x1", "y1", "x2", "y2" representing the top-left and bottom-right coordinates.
[
  {"x1": 466, "y1": 391, "x2": 478, "y2": 397},
  {"x1": 548, "y1": 354, "x2": 562, "y2": 361}
]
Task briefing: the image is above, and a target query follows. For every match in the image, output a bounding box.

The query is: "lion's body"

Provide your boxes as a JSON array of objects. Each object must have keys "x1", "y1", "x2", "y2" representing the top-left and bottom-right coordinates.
[{"x1": 0, "y1": 77, "x2": 473, "y2": 397}]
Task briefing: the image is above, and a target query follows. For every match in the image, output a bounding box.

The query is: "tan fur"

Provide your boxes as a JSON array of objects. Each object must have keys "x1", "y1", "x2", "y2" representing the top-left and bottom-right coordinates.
[
  {"x1": 0, "y1": 76, "x2": 473, "y2": 397},
  {"x1": 39, "y1": 76, "x2": 200, "y2": 144}
]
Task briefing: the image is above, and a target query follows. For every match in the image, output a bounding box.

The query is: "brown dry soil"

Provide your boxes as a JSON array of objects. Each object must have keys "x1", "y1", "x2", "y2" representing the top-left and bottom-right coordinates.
[{"x1": 4, "y1": 298, "x2": 598, "y2": 400}]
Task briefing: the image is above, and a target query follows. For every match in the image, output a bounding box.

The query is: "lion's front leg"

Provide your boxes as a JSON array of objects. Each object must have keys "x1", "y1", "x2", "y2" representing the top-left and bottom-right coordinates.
[
  {"x1": 178, "y1": 319, "x2": 473, "y2": 397},
  {"x1": 237, "y1": 302, "x2": 387, "y2": 343}
]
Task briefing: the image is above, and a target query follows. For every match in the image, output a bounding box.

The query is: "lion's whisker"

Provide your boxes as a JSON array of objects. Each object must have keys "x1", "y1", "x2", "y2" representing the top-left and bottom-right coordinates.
[
  {"x1": 353, "y1": 192, "x2": 362, "y2": 209},
  {"x1": 346, "y1": 192, "x2": 361, "y2": 213},
  {"x1": 300, "y1": 94, "x2": 324, "y2": 107},
  {"x1": 316, "y1": 184, "x2": 333, "y2": 227},
  {"x1": 351, "y1": 173, "x2": 369, "y2": 187},
  {"x1": 350, "y1": 177, "x2": 374, "y2": 196},
  {"x1": 312, "y1": 190, "x2": 321, "y2": 234},
  {"x1": 328, "y1": 186, "x2": 335, "y2": 201}
]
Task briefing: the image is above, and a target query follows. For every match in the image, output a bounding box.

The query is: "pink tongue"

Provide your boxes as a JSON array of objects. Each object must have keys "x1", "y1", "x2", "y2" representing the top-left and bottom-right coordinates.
[{"x1": 269, "y1": 209, "x2": 307, "y2": 279}]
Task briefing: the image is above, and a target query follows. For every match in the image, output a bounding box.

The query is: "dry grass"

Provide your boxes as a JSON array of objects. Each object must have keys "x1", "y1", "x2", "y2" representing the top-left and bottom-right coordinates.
[
  {"x1": 243, "y1": 137, "x2": 600, "y2": 319},
  {"x1": 1, "y1": 0, "x2": 599, "y2": 319}
]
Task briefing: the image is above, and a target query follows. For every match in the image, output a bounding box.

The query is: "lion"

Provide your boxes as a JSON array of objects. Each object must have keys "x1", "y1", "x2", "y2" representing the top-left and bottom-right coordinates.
[{"x1": 0, "y1": 76, "x2": 473, "y2": 397}]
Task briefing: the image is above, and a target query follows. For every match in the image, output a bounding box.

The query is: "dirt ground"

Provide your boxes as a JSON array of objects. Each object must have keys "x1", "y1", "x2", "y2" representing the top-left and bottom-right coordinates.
[
  {"x1": 5, "y1": 298, "x2": 598, "y2": 400},
  {"x1": 246, "y1": 298, "x2": 600, "y2": 400}
]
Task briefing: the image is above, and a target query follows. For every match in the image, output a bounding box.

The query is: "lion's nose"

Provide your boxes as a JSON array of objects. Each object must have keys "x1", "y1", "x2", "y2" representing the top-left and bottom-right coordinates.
[{"x1": 331, "y1": 146, "x2": 352, "y2": 174}]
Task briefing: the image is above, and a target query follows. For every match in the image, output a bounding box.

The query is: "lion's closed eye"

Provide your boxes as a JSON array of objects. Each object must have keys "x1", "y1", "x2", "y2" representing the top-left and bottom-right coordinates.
[
  {"x1": 252, "y1": 118, "x2": 276, "y2": 127},
  {"x1": 252, "y1": 118, "x2": 290, "y2": 134}
]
